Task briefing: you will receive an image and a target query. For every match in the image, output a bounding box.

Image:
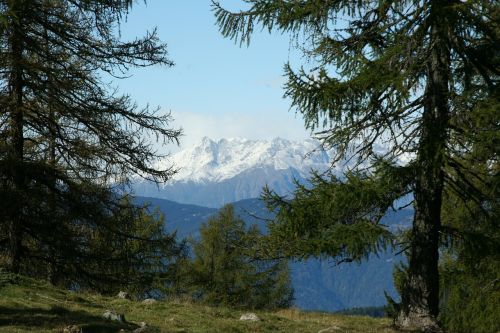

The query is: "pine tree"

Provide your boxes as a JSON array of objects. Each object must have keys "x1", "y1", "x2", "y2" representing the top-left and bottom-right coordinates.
[
  {"x1": 0, "y1": 0, "x2": 181, "y2": 287},
  {"x1": 212, "y1": 1, "x2": 499, "y2": 330},
  {"x1": 188, "y1": 205, "x2": 293, "y2": 309}
]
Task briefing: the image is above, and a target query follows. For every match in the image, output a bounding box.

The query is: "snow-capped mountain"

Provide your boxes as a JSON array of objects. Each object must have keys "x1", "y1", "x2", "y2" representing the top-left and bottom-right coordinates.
[
  {"x1": 133, "y1": 138, "x2": 411, "y2": 311},
  {"x1": 164, "y1": 137, "x2": 332, "y2": 183},
  {"x1": 134, "y1": 137, "x2": 336, "y2": 207}
]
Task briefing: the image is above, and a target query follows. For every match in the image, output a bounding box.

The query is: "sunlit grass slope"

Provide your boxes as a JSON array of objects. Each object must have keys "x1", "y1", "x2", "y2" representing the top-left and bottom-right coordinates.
[{"x1": 0, "y1": 275, "x2": 398, "y2": 333}]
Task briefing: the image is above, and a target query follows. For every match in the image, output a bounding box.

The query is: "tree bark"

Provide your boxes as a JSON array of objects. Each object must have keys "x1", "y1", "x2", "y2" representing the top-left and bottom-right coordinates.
[
  {"x1": 44, "y1": 0, "x2": 59, "y2": 284},
  {"x1": 396, "y1": 2, "x2": 450, "y2": 332},
  {"x1": 6, "y1": 2, "x2": 26, "y2": 274}
]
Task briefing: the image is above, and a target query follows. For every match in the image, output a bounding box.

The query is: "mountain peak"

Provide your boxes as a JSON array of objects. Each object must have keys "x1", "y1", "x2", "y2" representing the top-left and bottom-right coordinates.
[
  {"x1": 163, "y1": 137, "x2": 330, "y2": 184},
  {"x1": 135, "y1": 137, "x2": 397, "y2": 208},
  {"x1": 200, "y1": 136, "x2": 214, "y2": 144},
  {"x1": 135, "y1": 137, "x2": 389, "y2": 207}
]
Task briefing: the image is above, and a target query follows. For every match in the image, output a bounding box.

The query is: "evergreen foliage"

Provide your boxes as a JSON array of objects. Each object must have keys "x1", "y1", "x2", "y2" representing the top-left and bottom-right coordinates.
[
  {"x1": 438, "y1": 104, "x2": 500, "y2": 333},
  {"x1": 0, "y1": 0, "x2": 181, "y2": 291},
  {"x1": 263, "y1": 164, "x2": 411, "y2": 262},
  {"x1": 187, "y1": 205, "x2": 294, "y2": 309},
  {"x1": 212, "y1": 1, "x2": 499, "y2": 331},
  {"x1": 69, "y1": 198, "x2": 185, "y2": 296},
  {"x1": 440, "y1": 256, "x2": 500, "y2": 333}
]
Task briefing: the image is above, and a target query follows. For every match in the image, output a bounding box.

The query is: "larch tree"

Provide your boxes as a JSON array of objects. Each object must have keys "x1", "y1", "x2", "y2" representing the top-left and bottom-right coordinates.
[
  {"x1": 189, "y1": 205, "x2": 294, "y2": 309},
  {"x1": 212, "y1": 1, "x2": 499, "y2": 331},
  {"x1": 438, "y1": 100, "x2": 499, "y2": 333},
  {"x1": 0, "y1": 0, "x2": 181, "y2": 287}
]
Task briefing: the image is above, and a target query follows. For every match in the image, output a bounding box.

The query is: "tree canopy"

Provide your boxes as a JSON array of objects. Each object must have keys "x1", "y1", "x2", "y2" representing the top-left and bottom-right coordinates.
[
  {"x1": 187, "y1": 205, "x2": 293, "y2": 309},
  {"x1": 212, "y1": 1, "x2": 499, "y2": 331},
  {"x1": 0, "y1": 0, "x2": 182, "y2": 291}
]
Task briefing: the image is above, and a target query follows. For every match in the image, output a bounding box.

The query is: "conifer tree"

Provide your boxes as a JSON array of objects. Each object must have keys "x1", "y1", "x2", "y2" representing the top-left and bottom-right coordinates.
[
  {"x1": 438, "y1": 99, "x2": 499, "y2": 332},
  {"x1": 0, "y1": 0, "x2": 181, "y2": 287},
  {"x1": 76, "y1": 199, "x2": 184, "y2": 296},
  {"x1": 188, "y1": 205, "x2": 293, "y2": 309},
  {"x1": 212, "y1": 1, "x2": 499, "y2": 330}
]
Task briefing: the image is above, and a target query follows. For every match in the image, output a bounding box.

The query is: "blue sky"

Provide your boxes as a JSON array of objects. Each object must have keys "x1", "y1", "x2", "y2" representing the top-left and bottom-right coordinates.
[{"x1": 115, "y1": 0, "x2": 312, "y2": 151}]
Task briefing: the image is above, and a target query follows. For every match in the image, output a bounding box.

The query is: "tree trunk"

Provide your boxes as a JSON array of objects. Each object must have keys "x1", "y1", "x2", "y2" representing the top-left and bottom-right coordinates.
[
  {"x1": 6, "y1": 2, "x2": 26, "y2": 274},
  {"x1": 44, "y1": 2, "x2": 59, "y2": 284},
  {"x1": 396, "y1": 2, "x2": 450, "y2": 332}
]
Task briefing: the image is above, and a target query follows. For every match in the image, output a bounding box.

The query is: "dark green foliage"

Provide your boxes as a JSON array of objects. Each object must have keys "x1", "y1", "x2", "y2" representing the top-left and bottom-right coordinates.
[
  {"x1": 384, "y1": 261, "x2": 408, "y2": 320},
  {"x1": 71, "y1": 198, "x2": 185, "y2": 296},
  {"x1": 187, "y1": 205, "x2": 293, "y2": 309},
  {"x1": 263, "y1": 163, "x2": 412, "y2": 262},
  {"x1": 0, "y1": 186, "x2": 184, "y2": 295},
  {"x1": 0, "y1": 0, "x2": 182, "y2": 292},
  {"x1": 440, "y1": 256, "x2": 500, "y2": 333},
  {"x1": 212, "y1": 1, "x2": 499, "y2": 330},
  {"x1": 438, "y1": 113, "x2": 500, "y2": 333}
]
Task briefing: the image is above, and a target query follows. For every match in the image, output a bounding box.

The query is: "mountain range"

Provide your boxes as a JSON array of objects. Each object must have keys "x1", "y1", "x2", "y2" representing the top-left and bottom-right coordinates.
[
  {"x1": 133, "y1": 137, "x2": 411, "y2": 312},
  {"x1": 135, "y1": 137, "x2": 339, "y2": 207}
]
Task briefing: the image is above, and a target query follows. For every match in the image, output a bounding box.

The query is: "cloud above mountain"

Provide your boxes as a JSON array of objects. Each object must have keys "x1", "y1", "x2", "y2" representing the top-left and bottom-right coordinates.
[{"x1": 167, "y1": 111, "x2": 312, "y2": 152}]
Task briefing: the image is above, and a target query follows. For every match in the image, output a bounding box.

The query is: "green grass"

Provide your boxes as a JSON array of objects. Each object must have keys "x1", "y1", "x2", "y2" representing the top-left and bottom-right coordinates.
[{"x1": 0, "y1": 275, "x2": 398, "y2": 333}]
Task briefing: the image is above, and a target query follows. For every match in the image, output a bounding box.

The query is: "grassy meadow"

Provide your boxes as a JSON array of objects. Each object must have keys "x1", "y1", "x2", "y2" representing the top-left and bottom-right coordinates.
[{"x1": 0, "y1": 275, "x2": 398, "y2": 333}]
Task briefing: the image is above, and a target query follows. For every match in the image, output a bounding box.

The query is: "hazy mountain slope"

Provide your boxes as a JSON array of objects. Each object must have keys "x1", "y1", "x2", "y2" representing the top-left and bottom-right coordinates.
[
  {"x1": 136, "y1": 196, "x2": 412, "y2": 312},
  {"x1": 135, "y1": 166, "x2": 307, "y2": 208},
  {"x1": 135, "y1": 196, "x2": 217, "y2": 239}
]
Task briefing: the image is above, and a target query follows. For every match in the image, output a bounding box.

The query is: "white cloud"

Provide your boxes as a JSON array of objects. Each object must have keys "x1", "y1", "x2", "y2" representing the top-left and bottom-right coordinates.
[{"x1": 157, "y1": 109, "x2": 312, "y2": 153}]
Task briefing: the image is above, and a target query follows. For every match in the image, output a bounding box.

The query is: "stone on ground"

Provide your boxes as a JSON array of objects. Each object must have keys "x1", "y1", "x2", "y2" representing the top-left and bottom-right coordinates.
[
  {"x1": 133, "y1": 321, "x2": 150, "y2": 333},
  {"x1": 63, "y1": 325, "x2": 82, "y2": 333},
  {"x1": 117, "y1": 291, "x2": 131, "y2": 300},
  {"x1": 142, "y1": 298, "x2": 157, "y2": 305},
  {"x1": 103, "y1": 310, "x2": 125, "y2": 322},
  {"x1": 239, "y1": 313, "x2": 260, "y2": 321}
]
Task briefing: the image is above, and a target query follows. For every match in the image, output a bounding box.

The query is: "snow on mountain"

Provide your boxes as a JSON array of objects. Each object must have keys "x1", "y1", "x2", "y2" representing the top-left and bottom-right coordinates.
[
  {"x1": 134, "y1": 139, "x2": 409, "y2": 311},
  {"x1": 134, "y1": 137, "x2": 394, "y2": 207},
  {"x1": 158, "y1": 137, "x2": 332, "y2": 184},
  {"x1": 134, "y1": 137, "x2": 335, "y2": 207}
]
